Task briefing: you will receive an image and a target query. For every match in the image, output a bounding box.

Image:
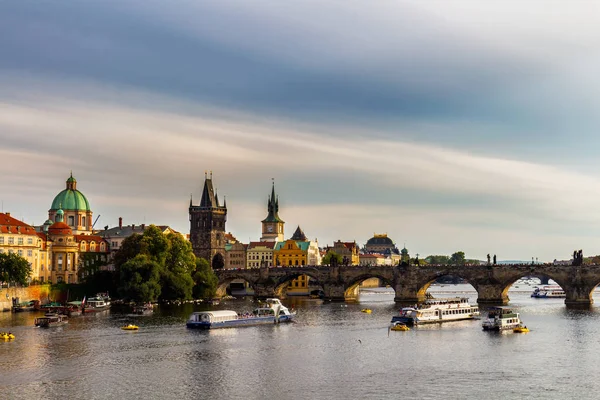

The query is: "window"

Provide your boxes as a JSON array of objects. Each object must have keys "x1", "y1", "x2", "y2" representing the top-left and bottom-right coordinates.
[
  {"x1": 18, "y1": 237, "x2": 23, "y2": 245},
  {"x1": 27, "y1": 250, "x2": 32, "y2": 257},
  {"x1": 0, "y1": 249, "x2": 3, "y2": 253},
  {"x1": 0, "y1": 237, "x2": 3, "y2": 245},
  {"x1": 27, "y1": 237, "x2": 33, "y2": 245},
  {"x1": 68, "y1": 216, "x2": 75, "y2": 226},
  {"x1": 82, "y1": 216, "x2": 86, "y2": 227},
  {"x1": 18, "y1": 250, "x2": 23, "y2": 256},
  {"x1": 57, "y1": 276, "x2": 63, "y2": 283},
  {"x1": 8, "y1": 237, "x2": 14, "y2": 245}
]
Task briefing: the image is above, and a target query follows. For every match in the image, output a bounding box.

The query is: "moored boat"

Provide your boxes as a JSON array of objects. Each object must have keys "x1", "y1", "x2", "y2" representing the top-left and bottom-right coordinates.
[
  {"x1": 390, "y1": 322, "x2": 410, "y2": 331},
  {"x1": 361, "y1": 308, "x2": 372, "y2": 314},
  {"x1": 83, "y1": 297, "x2": 110, "y2": 312},
  {"x1": 513, "y1": 325, "x2": 530, "y2": 333},
  {"x1": 531, "y1": 286, "x2": 565, "y2": 298},
  {"x1": 0, "y1": 332, "x2": 15, "y2": 340},
  {"x1": 391, "y1": 297, "x2": 479, "y2": 326},
  {"x1": 133, "y1": 303, "x2": 154, "y2": 315},
  {"x1": 186, "y1": 298, "x2": 295, "y2": 329},
  {"x1": 482, "y1": 307, "x2": 522, "y2": 331},
  {"x1": 35, "y1": 313, "x2": 68, "y2": 328}
]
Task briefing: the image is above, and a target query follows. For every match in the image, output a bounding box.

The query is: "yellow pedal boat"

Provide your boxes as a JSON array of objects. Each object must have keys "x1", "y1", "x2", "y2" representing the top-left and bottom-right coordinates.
[
  {"x1": 361, "y1": 308, "x2": 372, "y2": 314},
  {"x1": 121, "y1": 324, "x2": 139, "y2": 331},
  {"x1": 390, "y1": 322, "x2": 410, "y2": 331},
  {"x1": 513, "y1": 325, "x2": 529, "y2": 333},
  {"x1": 0, "y1": 332, "x2": 15, "y2": 340}
]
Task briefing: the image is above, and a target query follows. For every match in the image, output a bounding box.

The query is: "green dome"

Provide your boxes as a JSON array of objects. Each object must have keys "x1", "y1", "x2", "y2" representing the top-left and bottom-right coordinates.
[{"x1": 51, "y1": 189, "x2": 90, "y2": 211}]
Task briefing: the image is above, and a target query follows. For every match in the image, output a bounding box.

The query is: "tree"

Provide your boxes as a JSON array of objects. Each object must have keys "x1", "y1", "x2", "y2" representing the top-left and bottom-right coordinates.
[
  {"x1": 193, "y1": 257, "x2": 218, "y2": 299},
  {"x1": 160, "y1": 233, "x2": 195, "y2": 301},
  {"x1": 321, "y1": 251, "x2": 343, "y2": 266},
  {"x1": 0, "y1": 252, "x2": 31, "y2": 285},
  {"x1": 118, "y1": 255, "x2": 162, "y2": 303},
  {"x1": 425, "y1": 255, "x2": 450, "y2": 265},
  {"x1": 449, "y1": 251, "x2": 466, "y2": 266}
]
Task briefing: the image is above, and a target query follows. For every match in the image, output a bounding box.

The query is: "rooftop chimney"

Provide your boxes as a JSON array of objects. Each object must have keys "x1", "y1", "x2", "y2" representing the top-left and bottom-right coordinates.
[
  {"x1": 119, "y1": 217, "x2": 122, "y2": 229},
  {"x1": 6, "y1": 212, "x2": 10, "y2": 216}
]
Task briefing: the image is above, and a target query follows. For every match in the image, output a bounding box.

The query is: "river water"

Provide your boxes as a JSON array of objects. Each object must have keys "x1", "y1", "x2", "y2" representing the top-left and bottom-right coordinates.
[{"x1": 2, "y1": 285, "x2": 600, "y2": 400}]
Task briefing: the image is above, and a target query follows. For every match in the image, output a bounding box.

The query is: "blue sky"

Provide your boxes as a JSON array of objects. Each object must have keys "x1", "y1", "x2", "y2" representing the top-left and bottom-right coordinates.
[{"x1": 2, "y1": 1, "x2": 600, "y2": 261}]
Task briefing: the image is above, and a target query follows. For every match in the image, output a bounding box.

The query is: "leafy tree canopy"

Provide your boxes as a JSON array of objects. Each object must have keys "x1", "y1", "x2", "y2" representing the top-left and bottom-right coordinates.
[
  {"x1": 449, "y1": 251, "x2": 466, "y2": 266},
  {"x1": 425, "y1": 255, "x2": 450, "y2": 265},
  {"x1": 0, "y1": 252, "x2": 31, "y2": 285},
  {"x1": 118, "y1": 255, "x2": 162, "y2": 303},
  {"x1": 321, "y1": 251, "x2": 343, "y2": 266},
  {"x1": 193, "y1": 257, "x2": 218, "y2": 300}
]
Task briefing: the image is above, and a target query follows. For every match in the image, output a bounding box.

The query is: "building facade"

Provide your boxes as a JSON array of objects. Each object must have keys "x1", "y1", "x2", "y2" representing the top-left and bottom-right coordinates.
[
  {"x1": 0, "y1": 212, "x2": 47, "y2": 282},
  {"x1": 225, "y1": 240, "x2": 247, "y2": 269},
  {"x1": 246, "y1": 241, "x2": 276, "y2": 268},
  {"x1": 189, "y1": 174, "x2": 227, "y2": 268},
  {"x1": 327, "y1": 240, "x2": 360, "y2": 265}
]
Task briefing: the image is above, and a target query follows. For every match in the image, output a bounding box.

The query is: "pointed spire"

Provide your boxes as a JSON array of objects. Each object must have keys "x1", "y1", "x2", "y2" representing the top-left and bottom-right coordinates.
[
  {"x1": 291, "y1": 225, "x2": 307, "y2": 241},
  {"x1": 189, "y1": 194, "x2": 193, "y2": 207},
  {"x1": 199, "y1": 174, "x2": 216, "y2": 208},
  {"x1": 262, "y1": 180, "x2": 284, "y2": 223},
  {"x1": 215, "y1": 189, "x2": 220, "y2": 208},
  {"x1": 223, "y1": 195, "x2": 227, "y2": 208}
]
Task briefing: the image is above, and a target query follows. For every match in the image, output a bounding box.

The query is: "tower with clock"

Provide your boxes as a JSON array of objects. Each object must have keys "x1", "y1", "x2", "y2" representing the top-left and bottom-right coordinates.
[{"x1": 260, "y1": 180, "x2": 284, "y2": 242}]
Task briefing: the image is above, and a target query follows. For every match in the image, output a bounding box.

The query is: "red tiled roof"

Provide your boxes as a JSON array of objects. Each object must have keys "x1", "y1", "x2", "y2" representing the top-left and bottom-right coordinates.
[
  {"x1": 0, "y1": 213, "x2": 38, "y2": 234},
  {"x1": 47, "y1": 222, "x2": 72, "y2": 235},
  {"x1": 247, "y1": 241, "x2": 277, "y2": 249}
]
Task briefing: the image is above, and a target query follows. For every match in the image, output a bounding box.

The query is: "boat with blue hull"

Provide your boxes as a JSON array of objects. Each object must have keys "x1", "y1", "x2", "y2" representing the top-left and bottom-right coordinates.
[{"x1": 186, "y1": 298, "x2": 295, "y2": 329}]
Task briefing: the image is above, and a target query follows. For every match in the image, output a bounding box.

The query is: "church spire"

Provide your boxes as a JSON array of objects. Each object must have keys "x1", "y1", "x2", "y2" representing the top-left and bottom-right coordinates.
[{"x1": 262, "y1": 180, "x2": 284, "y2": 223}]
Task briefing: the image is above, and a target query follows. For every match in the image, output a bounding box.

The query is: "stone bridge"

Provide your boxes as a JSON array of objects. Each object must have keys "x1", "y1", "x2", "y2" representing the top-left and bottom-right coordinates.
[{"x1": 215, "y1": 264, "x2": 600, "y2": 306}]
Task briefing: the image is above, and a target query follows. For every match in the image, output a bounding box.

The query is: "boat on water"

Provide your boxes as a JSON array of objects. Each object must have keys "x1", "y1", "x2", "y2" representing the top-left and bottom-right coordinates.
[
  {"x1": 121, "y1": 324, "x2": 139, "y2": 331},
  {"x1": 186, "y1": 298, "x2": 295, "y2": 329},
  {"x1": 35, "y1": 313, "x2": 68, "y2": 328},
  {"x1": 132, "y1": 303, "x2": 153, "y2": 315},
  {"x1": 83, "y1": 297, "x2": 110, "y2": 312},
  {"x1": 0, "y1": 332, "x2": 15, "y2": 340},
  {"x1": 391, "y1": 297, "x2": 480, "y2": 326},
  {"x1": 531, "y1": 285, "x2": 565, "y2": 298},
  {"x1": 482, "y1": 307, "x2": 522, "y2": 331},
  {"x1": 513, "y1": 325, "x2": 530, "y2": 333},
  {"x1": 361, "y1": 308, "x2": 372, "y2": 314},
  {"x1": 390, "y1": 322, "x2": 410, "y2": 331}
]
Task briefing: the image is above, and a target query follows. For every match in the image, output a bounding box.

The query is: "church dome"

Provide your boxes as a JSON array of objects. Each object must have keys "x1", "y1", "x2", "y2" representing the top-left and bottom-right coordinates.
[
  {"x1": 48, "y1": 221, "x2": 73, "y2": 235},
  {"x1": 50, "y1": 174, "x2": 91, "y2": 211},
  {"x1": 366, "y1": 234, "x2": 394, "y2": 246}
]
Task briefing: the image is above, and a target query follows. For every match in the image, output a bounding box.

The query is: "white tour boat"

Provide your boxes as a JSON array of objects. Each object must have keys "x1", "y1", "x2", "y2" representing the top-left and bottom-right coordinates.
[
  {"x1": 482, "y1": 307, "x2": 522, "y2": 331},
  {"x1": 391, "y1": 297, "x2": 479, "y2": 325},
  {"x1": 186, "y1": 298, "x2": 295, "y2": 329},
  {"x1": 531, "y1": 285, "x2": 565, "y2": 298}
]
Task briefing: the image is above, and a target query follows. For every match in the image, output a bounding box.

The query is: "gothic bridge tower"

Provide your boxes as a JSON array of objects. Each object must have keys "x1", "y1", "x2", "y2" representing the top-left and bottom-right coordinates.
[{"x1": 189, "y1": 172, "x2": 227, "y2": 269}]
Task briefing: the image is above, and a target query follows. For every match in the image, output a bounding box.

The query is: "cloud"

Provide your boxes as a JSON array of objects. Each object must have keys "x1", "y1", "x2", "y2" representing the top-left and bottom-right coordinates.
[{"x1": 1, "y1": 77, "x2": 600, "y2": 260}]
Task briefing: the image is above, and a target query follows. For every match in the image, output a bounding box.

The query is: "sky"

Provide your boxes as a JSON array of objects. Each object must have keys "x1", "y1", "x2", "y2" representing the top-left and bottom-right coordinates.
[{"x1": 2, "y1": 1, "x2": 600, "y2": 261}]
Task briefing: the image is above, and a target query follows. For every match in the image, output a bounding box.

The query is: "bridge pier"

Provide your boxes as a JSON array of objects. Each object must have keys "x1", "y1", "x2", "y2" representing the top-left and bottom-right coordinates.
[
  {"x1": 564, "y1": 286, "x2": 594, "y2": 307},
  {"x1": 322, "y1": 283, "x2": 348, "y2": 302},
  {"x1": 393, "y1": 285, "x2": 423, "y2": 304},
  {"x1": 475, "y1": 284, "x2": 509, "y2": 305}
]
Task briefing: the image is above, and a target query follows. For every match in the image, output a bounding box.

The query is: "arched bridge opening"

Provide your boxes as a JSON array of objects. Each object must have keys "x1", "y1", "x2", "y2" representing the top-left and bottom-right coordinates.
[
  {"x1": 215, "y1": 276, "x2": 257, "y2": 298},
  {"x1": 345, "y1": 274, "x2": 394, "y2": 302},
  {"x1": 272, "y1": 272, "x2": 324, "y2": 299}
]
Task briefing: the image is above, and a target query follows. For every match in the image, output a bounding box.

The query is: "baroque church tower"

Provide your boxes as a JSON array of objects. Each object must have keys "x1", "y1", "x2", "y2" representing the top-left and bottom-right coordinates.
[
  {"x1": 189, "y1": 172, "x2": 227, "y2": 268},
  {"x1": 260, "y1": 181, "x2": 284, "y2": 242}
]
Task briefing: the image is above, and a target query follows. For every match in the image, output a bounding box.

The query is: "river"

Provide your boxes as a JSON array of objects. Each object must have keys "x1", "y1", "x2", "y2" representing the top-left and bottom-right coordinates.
[{"x1": 2, "y1": 285, "x2": 600, "y2": 400}]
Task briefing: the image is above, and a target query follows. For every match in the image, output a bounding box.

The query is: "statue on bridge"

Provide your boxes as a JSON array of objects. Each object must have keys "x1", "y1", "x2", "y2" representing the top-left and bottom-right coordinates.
[
  {"x1": 493, "y1": 254, "x2": 497, "y2": 265},
  {"x1": 572, "y1": 249, "x2": 584, "y2": 266},
  {"x1": 487, "y1": 254, "x2": 491, "y2": 265}
]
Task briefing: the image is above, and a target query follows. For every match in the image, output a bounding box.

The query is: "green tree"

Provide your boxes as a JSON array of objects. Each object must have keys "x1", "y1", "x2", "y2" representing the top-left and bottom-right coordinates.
[
  {"x1": 321, "y1": 251, "x2": 343, "y2": 266},
  {"x1": 160, "y1": 233, "x2": 195, "y2": 301},
  {"x1": 0, "y1": 252, "x2": 31, "y2": 285},
  {"x1": 118, "y1": 255, "x2": 162, "y2": 303},
  {"x1": 425, "y1": 255, "x2": 450, "y2": 265},
  {"x1": 449, "y1": 251, "x2": 466, "y2": 266},
  {"x1": 113, "y1": 234, "x2": 143, "y2": 270},
  {"x1": 193, "y1": 257, "x2": 218, "y2": 299}
]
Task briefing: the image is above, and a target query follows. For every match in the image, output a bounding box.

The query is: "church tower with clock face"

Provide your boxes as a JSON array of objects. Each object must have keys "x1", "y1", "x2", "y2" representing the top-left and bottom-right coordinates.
[{"x1": 260, "y1": 181, "x2": 284, "y2": 242}]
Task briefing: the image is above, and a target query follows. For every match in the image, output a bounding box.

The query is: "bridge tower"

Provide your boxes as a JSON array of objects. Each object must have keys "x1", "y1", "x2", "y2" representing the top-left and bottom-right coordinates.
[
  {"x1": 189, "y1": 172, "x2": 227, "y2": 268},
  {"x1": 260, "y1": 180, "x2": 285, "y2": 242}
]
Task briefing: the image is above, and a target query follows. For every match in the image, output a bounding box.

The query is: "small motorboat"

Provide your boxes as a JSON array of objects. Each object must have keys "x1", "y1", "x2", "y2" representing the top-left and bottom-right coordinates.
[
  {"x1": 513, "y1": 325, "x2": 530, "y2": 333},
  {"x1": 390, "y1": 322, "x2": 410, "y2": 331},
  {"x1": 0, "y1": 332, "x2": 15, "y2": 340},
  {"x1": 361, "y1": 309, "x2": 372, "y2": 314},
  {"x1": 121, "y1": 324, "x2": 139, "y2": 331}
]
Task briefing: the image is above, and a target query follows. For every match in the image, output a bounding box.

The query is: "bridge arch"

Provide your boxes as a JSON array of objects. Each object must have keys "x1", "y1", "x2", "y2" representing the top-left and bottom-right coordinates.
[
  {"x1": 215, "y1": 275, "x2": 258, "y2": 298},
  {"x1": 272, "y1": 271, "x2": 324, "y2": 299},
  {"x1": 497, "y1": 270, "x2": 570, "y2": 305},
  {"x1": 344, "y1": 274, "x2": 394, "y2": 301},
  {"x1": 408, "y1": 271, "x2": 479, "y2": 303}
]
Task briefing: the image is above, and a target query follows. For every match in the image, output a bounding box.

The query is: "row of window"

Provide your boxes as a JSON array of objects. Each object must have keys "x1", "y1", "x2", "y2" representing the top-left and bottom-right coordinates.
[
  {"x1": 0, "y1": 237, "x2": 36, "y2": 245},
  {"x1": 0, "y1": 249, "x2": 33, "y2": 257}
]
